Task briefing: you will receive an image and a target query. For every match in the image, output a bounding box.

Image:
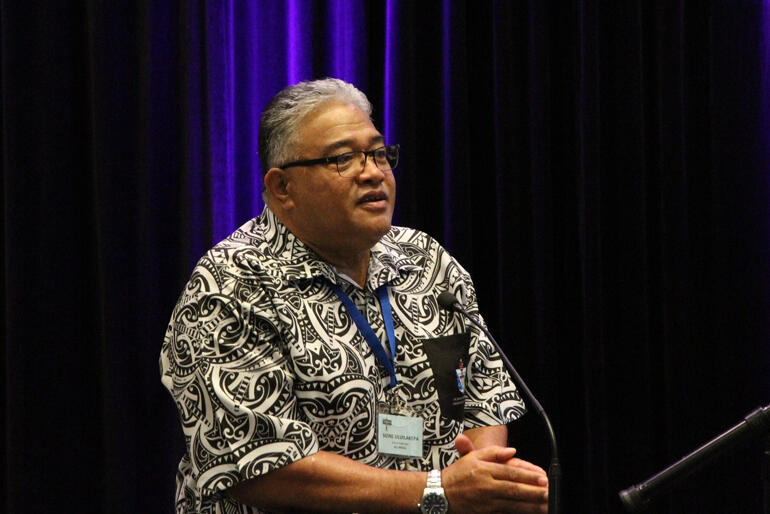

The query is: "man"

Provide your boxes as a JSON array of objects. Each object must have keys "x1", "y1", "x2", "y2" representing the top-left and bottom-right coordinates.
[{"x1": 161, "y1": 78, "x2": 548, "y2": 513}]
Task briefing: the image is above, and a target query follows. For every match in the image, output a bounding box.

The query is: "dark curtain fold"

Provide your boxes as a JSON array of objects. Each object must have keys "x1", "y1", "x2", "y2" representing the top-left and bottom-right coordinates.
[{"x1": 2, "y1": 1, "x2": 769, "y2": 513}]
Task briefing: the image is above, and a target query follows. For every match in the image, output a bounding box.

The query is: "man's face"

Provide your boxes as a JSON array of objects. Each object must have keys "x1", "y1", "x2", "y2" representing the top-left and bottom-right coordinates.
[{"x1": 280, "y1": 101, "x2": 396, "y2": 257}]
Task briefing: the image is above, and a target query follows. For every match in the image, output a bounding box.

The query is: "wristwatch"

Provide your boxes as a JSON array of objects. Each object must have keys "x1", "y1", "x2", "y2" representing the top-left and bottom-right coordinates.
[{"x1": 419, "y1": 469, "x2": 449, "y2": 513}]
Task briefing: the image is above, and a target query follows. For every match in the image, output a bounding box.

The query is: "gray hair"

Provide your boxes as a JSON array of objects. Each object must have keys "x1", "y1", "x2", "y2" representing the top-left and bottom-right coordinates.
[{"x1": 258, "y1": 78, "x2": 372, "y2": 174}]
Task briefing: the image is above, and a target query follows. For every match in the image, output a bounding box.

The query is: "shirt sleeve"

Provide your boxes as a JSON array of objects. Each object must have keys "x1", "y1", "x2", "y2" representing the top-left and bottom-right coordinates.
[
  {"x1": 442, "y1": 254, "x2": 527, "y2": 429},
  {"x1": 462, "y1": 309, "x2": 527, "y2": 429},
  {"x1": 160, "y1": 266, "x2": 319, "y2": 499}
]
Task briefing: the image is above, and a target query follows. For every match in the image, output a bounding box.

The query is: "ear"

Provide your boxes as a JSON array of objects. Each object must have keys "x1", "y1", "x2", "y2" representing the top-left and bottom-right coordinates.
[{"x1": 264, "y1": 167, "x2": 295, "y2": 209}]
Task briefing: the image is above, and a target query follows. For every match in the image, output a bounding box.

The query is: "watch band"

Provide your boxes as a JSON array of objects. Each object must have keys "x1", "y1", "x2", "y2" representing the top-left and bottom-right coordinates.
[{"x1": 426, "y1": 469, "x2": 442, "y2": 488}]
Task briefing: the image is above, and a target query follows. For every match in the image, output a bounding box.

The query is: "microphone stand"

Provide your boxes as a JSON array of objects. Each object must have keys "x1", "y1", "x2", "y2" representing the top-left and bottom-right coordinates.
[
  {"x1": 764, "y1": 435, "x2": 770, "y2": 514},
  {"x1": 619, "y1": 403, "x2": 770, "y2": 512},
  {"x1": 438, "y1": 293, "x2": 561, "y2": 514}
]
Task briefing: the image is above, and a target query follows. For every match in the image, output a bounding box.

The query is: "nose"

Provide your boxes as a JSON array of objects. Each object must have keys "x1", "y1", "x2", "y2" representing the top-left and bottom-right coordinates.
[{"x1": 356, "y1": 152, "x2": 385, "y2": 183}]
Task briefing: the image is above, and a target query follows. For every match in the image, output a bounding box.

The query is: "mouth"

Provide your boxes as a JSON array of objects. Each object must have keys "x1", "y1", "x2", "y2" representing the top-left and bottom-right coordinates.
[{"x1": 357, "y1": 191, "x2": 389, "y2": 205}]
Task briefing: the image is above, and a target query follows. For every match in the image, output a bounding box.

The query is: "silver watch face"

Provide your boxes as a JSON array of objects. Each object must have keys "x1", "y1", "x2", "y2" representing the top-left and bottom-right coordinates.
[{"x1": 420, "y1": 491, "x2": 448, "y2": 514}]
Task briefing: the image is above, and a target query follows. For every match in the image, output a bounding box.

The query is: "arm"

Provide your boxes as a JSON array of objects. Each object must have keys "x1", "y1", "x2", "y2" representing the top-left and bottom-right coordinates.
[
  {"x1": 228, "y1": 446, "x2": 548, "y2": 513},
  {"x1": 228, "y1": 450, "x2": 425, "y2": 513},
  {"x1": 463, "y1": 423, "x2": 508, "y2": 449}
]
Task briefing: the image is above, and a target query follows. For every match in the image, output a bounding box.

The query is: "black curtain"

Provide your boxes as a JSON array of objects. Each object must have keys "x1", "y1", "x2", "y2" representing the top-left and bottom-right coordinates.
[{"x1": 3, "y1": 2, "x2": 769, "y2": 513}]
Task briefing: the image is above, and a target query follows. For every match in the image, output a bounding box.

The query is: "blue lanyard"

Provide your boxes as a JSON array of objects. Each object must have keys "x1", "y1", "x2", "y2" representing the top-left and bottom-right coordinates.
[{"x1": 328, "y1": 282, "x2": 398, "y2": 387}]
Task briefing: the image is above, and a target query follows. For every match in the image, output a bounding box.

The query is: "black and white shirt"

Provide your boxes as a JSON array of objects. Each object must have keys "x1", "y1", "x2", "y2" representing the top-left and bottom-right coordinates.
[{"x1": 160, "y1": 206, "x2": 525, "y2": 513}]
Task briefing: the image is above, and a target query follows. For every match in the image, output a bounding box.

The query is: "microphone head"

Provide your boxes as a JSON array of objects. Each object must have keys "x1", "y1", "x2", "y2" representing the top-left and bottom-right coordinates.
[
  {"x1": 437, "y1": 291, "x2": 459, "y2": 311},
  {"x1": 618, "y1": 485, "x2": 646, "y2": 513}
]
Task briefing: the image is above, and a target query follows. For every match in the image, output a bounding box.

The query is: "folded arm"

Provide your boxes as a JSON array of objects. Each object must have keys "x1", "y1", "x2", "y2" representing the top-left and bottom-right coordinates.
[{"x1": 228, "y1": 436, "x2": 548, "y2": 513}]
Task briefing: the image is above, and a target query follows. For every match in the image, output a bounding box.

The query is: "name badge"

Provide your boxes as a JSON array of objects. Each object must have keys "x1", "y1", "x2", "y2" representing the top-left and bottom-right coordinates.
[{"x1": 377, "y1": 413, "x2": 423, "y2": 458}]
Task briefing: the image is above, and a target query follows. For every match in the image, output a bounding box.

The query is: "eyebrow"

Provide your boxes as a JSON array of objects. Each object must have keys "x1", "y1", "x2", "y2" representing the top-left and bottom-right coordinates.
[{"x1": 321, "y1": 135, "x2": 385, "y2": 156}]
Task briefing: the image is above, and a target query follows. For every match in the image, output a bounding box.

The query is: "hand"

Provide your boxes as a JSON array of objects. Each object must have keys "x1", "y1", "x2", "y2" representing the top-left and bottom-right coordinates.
[
  {"x1": 443, "y1": 435, "x2": 548, "y2": 513},
  {"x1": 456, "y1": 433, "x2": 547, "y2": 476}
]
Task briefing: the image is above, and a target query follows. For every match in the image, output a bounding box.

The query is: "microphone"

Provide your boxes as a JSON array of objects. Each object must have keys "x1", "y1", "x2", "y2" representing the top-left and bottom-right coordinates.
[
  {"x1": 619, "y1": 403, "x2": 770, "y2": 511},
  {"x1": 437, "y1": 291, "x2": 561, "y2": 514}
]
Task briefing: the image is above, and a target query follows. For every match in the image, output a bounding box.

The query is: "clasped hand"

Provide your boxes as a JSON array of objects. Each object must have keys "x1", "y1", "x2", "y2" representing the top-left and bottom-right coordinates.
[{"x1": 441, "y1": 435, "x2": 549, "y2": 513}]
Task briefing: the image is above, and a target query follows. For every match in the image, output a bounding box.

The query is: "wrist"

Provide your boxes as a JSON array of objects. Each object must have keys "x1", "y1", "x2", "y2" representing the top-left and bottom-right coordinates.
[{"x1": 418, "y1": 469, "x2": 448, "y2": 514}]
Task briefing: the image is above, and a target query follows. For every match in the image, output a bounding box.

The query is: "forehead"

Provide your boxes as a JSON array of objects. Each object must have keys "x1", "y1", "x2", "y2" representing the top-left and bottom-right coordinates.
[{"x1": 294, "y1": 101, "x2": 382, "y2": 153}]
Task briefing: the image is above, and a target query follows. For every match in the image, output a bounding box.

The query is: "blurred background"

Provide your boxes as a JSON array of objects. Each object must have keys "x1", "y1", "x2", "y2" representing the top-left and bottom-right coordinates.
[{"x1": 2, "y1": 1, "x2": 769, "y2": 512}]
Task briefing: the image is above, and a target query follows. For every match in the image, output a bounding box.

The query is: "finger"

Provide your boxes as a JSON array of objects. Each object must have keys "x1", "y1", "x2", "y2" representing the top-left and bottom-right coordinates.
[
  {"x1": 465, "y1": 471, "x2": 548, "y2": 512},
  {"x1": 493, "y1": 481, "x2": 549, "y2": 505},
  {"x1": 495, "y1": 499, "x2": 549, "y2": 514},
  {"x1": 454, "y1": 434, "x2": 475, "y2": 456},
  {"x1": 471, "y1": 445, "x2": 517, "y2": 463},
  {"x1": 502, "y1": 501, "x2": 549, "y2": 514},
  {"x1": 505, "y1": 457, "x2": 547, "y2": 476},
  {"x1": 487, "y1": 461, "x2": 550, "y2": 487}
]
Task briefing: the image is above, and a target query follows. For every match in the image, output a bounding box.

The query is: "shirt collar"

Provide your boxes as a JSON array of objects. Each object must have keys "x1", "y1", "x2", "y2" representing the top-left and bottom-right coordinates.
[
  {"x1": 259, "y1": 205, "x2": 338, "y2": 284},
  {"x1": 260, "y1": 206, "x2": 422, "y2": 289},
  {"x1": 366, "y1": 234, "x2": 421, "y2": 290}
]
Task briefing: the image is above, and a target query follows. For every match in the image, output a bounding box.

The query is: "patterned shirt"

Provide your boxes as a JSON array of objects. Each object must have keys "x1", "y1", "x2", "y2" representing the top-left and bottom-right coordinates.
[{"x1": 160, "y1": 206, "x2": 525, "y2": 513}]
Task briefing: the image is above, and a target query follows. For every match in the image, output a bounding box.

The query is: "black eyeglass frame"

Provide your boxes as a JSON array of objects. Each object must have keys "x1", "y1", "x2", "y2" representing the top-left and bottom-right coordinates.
[{"x1": 279, "y1": 144, "x2": 400, "y2": 176}]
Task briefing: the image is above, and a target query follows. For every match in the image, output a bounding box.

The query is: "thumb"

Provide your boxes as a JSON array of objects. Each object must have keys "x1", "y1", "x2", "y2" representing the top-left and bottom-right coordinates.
[{"x1": 454, "y1": 434, "x2": 475, "y2": 456}]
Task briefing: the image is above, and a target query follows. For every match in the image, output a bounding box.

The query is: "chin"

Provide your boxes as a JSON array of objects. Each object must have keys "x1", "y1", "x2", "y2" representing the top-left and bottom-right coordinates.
[
  {"x1": 375, "y1": 213, "x2": 394, "y2": 234},
  {"x1": 363, "y1": 219, "x2": 392, "y2": 245}
]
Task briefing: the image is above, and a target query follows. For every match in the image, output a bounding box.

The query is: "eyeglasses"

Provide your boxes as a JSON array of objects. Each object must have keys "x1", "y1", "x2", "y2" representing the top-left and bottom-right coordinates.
[{"x1": 280, "y1": 144, "x2": 400, "y2": 177}]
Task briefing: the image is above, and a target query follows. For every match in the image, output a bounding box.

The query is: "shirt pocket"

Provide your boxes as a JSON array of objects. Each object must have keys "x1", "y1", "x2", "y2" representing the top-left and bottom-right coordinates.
[{"x1": 420, "y1": 332, "x2": 471, "y2": 422}]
